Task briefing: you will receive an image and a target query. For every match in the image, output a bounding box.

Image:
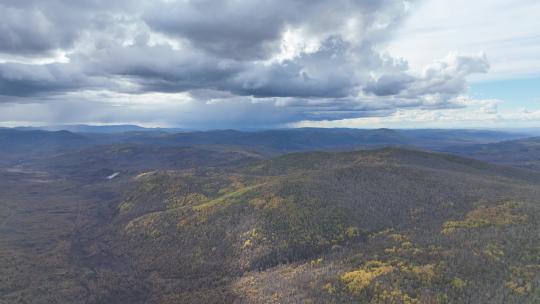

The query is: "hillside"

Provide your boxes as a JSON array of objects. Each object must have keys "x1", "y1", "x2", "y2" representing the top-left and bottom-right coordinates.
[
  {"x1": 29, "y1": 144, "x2": 263, "y2": 181},
  {"x1": 0, "y1": 129, "x2": 93, "y2": 163},
  {"x1": 3, "y1": 148, "x2": 537, "y2": 303},
  {"x1": 445, "y1": 137, "x2": 540, "y2": 171}
]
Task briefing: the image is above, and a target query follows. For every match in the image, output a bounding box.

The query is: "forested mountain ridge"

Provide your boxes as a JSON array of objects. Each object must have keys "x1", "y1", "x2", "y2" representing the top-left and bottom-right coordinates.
[
  {"x1": 1, "y1": 129, "x2": 539, "y2": 303},
  {"x1": 0, "y1": 127, "x2": 528, "y2": 163},
  {"x1": 444, "y1": 137, "x2": 540, "y2": 171},
  {"x1": 2, "y1": 148, "x2": 534, "y2": 303}
]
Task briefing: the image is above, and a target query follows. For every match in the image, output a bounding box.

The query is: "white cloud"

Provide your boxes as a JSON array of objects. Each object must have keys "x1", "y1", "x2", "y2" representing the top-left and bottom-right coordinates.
[
  {"x1": 292, "y1": 97, "x2": 540, "y2": 129},
  {"x1": 388, "y1": 0, "x2": 540, "y2": 81}
]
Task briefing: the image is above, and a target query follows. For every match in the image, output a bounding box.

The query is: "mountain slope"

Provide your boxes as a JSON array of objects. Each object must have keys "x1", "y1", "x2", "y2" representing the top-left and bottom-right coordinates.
[
  {"x1": 445, "y1": 137, "x2": 540, "y2": 171},
  {"x1": 69, "y1": 148, "x2": 540, "y2": 304},
  {"x1": 0, "y1": 129, "x2": 92, "y2": 163},
  {"x1": 2, "y1": 144, "x2": 539, "y2": 303},
  {"x1": 30, "y1": 144, "x2": 263, "y2": 181}
]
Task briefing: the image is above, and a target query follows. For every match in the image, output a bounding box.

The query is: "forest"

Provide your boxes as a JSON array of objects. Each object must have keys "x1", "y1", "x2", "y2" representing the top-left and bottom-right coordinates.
[{"x1": 1, "y1": 128, "x2": 539, "y2": 303}]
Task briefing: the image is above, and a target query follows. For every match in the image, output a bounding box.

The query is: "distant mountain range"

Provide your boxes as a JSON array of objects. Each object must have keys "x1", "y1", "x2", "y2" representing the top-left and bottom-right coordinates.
[
  {"x1": 3, "y1": 127, "x2": 537, "y2": 171},
  {"x1": 0, "y1": 127, "x2": 529, "y2": 154},
  {"x1": 9, "y1": 124, "x2": 540, "y2": 136},
  {"x1": 3, "y1": 126, "x2": 540, "y2": 180},
  {"x1": 13, "y1": 124, "x2": 184, "y2": 134}
]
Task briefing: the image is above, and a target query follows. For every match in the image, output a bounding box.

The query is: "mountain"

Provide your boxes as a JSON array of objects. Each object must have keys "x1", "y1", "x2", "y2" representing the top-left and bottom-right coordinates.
[
  {"x1": 1, "y1": 127, "x2": 528, "y2": 164},
  {"x1": 445, "y1": 137, "x2": 540, "y2": 171},
  {"x1": 117, "y1": 128, "x2": 528, "y2": 153},
  {"x1": 32, "y1": 144, "x2": 263, "y2": 181},
  {"x1": 2, "y1": 147, "x2": 538, "y2": 303},
  {"x1": 507, "y1": 128, "x2": 540, "y2": 136},
  {"x1": 0, "y1": 129, "x2": 93, "y2": 164},
  {"x1": 398, "y1": 129, "x2": 529, "y2": 148},
  {"x1": 15, "y1": 124, "x2": 168, "y2": 134},
  {"x1": 0, "y1": 129, "x2": 88, "y2": 150}
]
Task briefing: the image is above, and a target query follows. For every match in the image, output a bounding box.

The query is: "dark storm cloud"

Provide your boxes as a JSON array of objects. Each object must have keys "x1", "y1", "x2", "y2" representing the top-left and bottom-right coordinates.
[
  {"x1": 0, "y1": 62, "x2": 88, "y2": 96},
  {"x1": 229, "y1": 39, "x2": 362, "y2": 98},
  {"x1": 143, "y1": 0, "x2": 406, "y2": 60},
  {"x1": 90, "y1": 41, "x2": 245, "y2": 92},
  {"x1": 365, "y1": 74, "x2": 416, "y2": 96},
  {"x1": 0, "y1": 38, "x2": 384, "y2": 99},
  {"x1": 0, "y1": 0, "x2": 139, "y2": 55},
  {"x1": 0, "y1": 6, "x2": 74, "y2": 55},
  {"x1": 144, "y1": 0, "x2": 286, "y2": 60},
  {"x1": 0, "y1": 0, "x2": 490, "y2": 127}
]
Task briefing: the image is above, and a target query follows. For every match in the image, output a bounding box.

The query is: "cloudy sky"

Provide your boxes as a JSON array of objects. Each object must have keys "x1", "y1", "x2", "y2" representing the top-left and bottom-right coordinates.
[{"x1": 0, "y1": 0, "x2": 539, "y2": 129}]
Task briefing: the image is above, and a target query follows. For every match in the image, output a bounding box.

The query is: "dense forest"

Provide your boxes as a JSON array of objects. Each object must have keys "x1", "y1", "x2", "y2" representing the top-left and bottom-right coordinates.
[{"x1": 0, "y1": 129, "x2": 539, "y2": 303}]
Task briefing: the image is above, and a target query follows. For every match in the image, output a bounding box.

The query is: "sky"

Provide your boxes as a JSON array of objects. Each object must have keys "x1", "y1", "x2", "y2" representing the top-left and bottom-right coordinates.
[{"x1": 0, "y1": 0, "x2": 539, "y2": 129}]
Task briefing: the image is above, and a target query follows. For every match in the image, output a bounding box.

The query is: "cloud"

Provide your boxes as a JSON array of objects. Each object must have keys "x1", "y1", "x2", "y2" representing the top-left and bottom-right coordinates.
[
  {"x1": 0, "y1": 5, "x2": 74, "y2": 55},
  {"x1": 292, "y1": 96, "x2": 540, "y2": 129},
  {"x1": 365, "y1": 53, "x2": 490, "y2": 99},
  {"x1": 0, "y1": 0, "x2": 139, "y2": 56},
  {"x1": 143, "y1": 0, "x2": 411, "y2": 61},
  {"x1": 387, "y1": 0, "x2": 540, "y2": 80},
  {"x1": 0, "y1": 0, "x2": 496, "y2": 127},
  {"x1": 0, "y1": 62, "x2": 90, "y2": 96}
]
